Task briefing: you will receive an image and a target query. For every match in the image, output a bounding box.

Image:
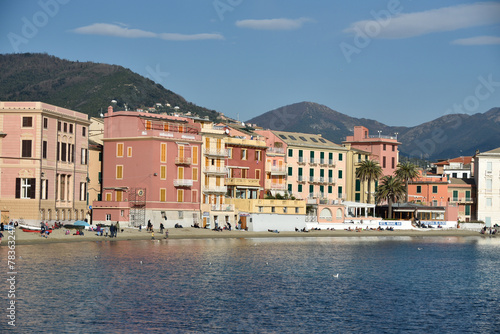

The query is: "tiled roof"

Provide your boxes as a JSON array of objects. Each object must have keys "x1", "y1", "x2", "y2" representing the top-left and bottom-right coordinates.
[
  {"x1": 271, "y1": 130, "x2": 347, "y2": 150},
  {"x1": 434, "y1": 156, "x2": 472, "y2": 166}
]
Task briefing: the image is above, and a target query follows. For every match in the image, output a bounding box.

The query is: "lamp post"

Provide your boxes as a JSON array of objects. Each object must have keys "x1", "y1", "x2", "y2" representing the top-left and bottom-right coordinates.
[
  {"x1": 394, "y1": 132, "x2": 398, "y2": 140},
  {"x1": 377, "y1": 130, "x2": 382, "y2": 138}
]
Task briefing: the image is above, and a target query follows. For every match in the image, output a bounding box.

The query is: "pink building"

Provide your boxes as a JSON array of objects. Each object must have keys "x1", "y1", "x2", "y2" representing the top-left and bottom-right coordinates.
[
  {"x1": 92, "y1": 107, "x2": 202, "y2": 228},
  {"x1": 0, "y1": 101, "x2": 90, "y2": 225},
  {"x1": 343, "y1": 126, "x2": 400, "y2": 176},
  {"x1": 254, "y1": 129, "x2": 287, "y2": 196}
]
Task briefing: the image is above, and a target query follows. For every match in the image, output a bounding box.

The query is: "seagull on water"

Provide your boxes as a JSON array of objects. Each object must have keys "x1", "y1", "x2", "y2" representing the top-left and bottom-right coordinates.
[
  {"x1": 140, "y1": 260, "x2": 143, "y2": 265},
  {"x1": 333, "y1": 274, "x2": 339, "y2": 278},
  {"x1": 417, "y1": 248, "x2": 423, "y2": 251}
]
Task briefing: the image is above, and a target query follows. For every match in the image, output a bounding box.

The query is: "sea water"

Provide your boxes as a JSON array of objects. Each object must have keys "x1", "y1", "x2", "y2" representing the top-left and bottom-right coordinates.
[{"x1": 1, "y1": 236, "x2": 500, "y2": 333}]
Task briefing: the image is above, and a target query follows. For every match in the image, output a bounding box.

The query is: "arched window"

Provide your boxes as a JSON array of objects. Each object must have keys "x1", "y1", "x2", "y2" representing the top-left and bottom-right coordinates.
[
  {"x1": 320, "y1": 208, "x2": 332, "y2": 221},
  {"x1": 336, "y1": 208, "x2": 343, "y2": 220}
]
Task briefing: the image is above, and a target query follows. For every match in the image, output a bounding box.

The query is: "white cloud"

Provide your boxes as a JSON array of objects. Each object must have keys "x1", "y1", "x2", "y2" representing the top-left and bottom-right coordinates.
[
  {"x1": 235, "y1": 17, "x2": 313, "y2": 30},
  {"x1": 451, "y1": 35, "x2": 500, "y2": 45},
  {"x1": 344, "y1": 2, "x2": 500, "y2": 39},
  {"x1": 72, "y1": 23, "x2": 223, "y2": 41}
]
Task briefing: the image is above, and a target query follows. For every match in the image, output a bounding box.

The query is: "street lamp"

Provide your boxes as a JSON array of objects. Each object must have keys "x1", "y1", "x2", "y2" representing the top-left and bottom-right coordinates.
[
  {"x1": 394, "y1": 132, "x2": 398, "y2": 140},
  {"x1": 377, "y1": 130, "x2": 382, "y2": 138}
]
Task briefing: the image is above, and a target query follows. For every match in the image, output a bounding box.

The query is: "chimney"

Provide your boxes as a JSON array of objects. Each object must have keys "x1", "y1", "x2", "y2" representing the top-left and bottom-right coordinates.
[{"x1": 108, "y1": 105, "x2": 113, "y2": 115}]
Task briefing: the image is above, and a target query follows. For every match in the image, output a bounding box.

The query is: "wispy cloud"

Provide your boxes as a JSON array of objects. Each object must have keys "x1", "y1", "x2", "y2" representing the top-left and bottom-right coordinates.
[
  {"x1": 72, "y1": 23, "x2": 224, "y2": 41},
  {"x1": 235, "y1": 17, "x2": 313, "y2": 31},
  {"x1": 451, "y1": 35, "x2": 500, "y2": 45},
  {"x1": 344, "y1": 2, "x2": 500, "y2": 39}
]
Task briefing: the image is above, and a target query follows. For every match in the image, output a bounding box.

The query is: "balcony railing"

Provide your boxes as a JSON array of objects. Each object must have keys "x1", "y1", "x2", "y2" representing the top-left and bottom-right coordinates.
[
  {"x1": 450, "y1": 197, "x2": 475, "y2": 203},
  {"x1": 175, "y1": 157, "x2": 192, "y2": 165},
  {"x1": 267, "y1": 147, "x2": 285, "y2": 155},
  {"x1": 368, "y1": 134, "x2": 397, "y2": 140},
  {"x1": 173, "y1": 179, "x2": 193, "y2": 187},
  {"x1": 298, "y1": 157, "x2": 306, "y2": 164},
  {"x1": 328, "y1": 159, "x2": 335, "y2": 166},
  {"x1": 267, "y1": 165, "x2": 287, "y2": 174},
  {"x1": 211, "y1": 204, "x2": 234, "y2": 211},
  {"x1": 204, "y1": 148, "x2": 229, "y2": 157},
  {"x1": 203, "y1": 185, "x2": 227, "y2": 193},
  {"x1": 270, "y1": 183, "x2": 286, "y2": 190},
  {"x1": 309, "y1": 158, "x2": 317, "y2": 165},
  {"x1": 328, "y1": 177, "x2": 336, "y2": 184},
  {"x1": 298, "y1": 175, "x2": 305, "y2": 182},
  {"x1": 203, "y1": 166, "x2": 228, "y2": 175}
]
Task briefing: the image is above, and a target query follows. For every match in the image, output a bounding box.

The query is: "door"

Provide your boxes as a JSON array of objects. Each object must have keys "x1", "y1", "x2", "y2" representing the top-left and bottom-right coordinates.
[{"x1": 240, "y1": 216, "x2": 247, "y2": 230}]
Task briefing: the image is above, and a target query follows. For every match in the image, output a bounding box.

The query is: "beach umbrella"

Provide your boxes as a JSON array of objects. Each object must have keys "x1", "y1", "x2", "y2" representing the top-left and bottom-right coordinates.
[{"x1": 73, "y1": 220, "x2": 90, "y2": 227}]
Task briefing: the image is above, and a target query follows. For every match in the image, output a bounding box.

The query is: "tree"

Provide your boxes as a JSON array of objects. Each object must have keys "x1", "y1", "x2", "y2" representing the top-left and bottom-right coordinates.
[
  {"x1": 395, "y1": 162, "x2": 420, "y2": 202},
  {"x1": 375, "y1": 175, "x2": 406, "y2": 219},
  {"x1": 355, "y1": 159, "x2": 383, "y2": 204}
]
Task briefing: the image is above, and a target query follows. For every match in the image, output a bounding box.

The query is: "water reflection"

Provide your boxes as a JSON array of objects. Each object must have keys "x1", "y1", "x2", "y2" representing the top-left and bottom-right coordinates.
[{"x1": 1, "y1": 236, "x2": 499, "y2": 333}]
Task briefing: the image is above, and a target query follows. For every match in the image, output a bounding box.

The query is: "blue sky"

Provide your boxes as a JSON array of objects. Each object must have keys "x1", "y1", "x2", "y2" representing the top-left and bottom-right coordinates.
[{"x1": 1, "y1": 0, "x2": 500, "y2": 126}]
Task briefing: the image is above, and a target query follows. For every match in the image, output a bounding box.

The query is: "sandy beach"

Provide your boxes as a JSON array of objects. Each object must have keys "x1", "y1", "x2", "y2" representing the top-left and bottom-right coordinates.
[{"x1": 1, "y1": 226, "x2": 488, "y2": 245}]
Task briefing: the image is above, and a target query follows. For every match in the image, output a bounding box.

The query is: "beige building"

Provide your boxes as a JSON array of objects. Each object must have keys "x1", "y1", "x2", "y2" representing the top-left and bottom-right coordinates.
[{"x1": 343, "y1": 147, "x2": 373, "y2": 203}]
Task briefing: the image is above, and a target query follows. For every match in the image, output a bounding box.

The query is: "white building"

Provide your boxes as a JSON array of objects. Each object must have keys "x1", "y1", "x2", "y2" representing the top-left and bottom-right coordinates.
[{"x1": 474, "y1": 147, "x2": 500, "y2": 227}]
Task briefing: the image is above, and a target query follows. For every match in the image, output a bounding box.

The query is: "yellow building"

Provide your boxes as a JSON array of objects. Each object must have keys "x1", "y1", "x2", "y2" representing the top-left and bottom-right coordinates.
[{"x1": 344, "y1": 146, "x2": 374, "y2": 203}]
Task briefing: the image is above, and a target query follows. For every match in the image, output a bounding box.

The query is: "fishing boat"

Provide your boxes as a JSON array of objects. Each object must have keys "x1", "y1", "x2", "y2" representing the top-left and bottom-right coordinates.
[{"x1": 19, "y1": 224, "x2": 53, "y2": 233}]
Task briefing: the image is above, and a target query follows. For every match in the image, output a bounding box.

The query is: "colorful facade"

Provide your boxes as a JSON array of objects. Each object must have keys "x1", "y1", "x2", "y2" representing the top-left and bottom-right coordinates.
[
  {"x1": 254, "y1": 129, "x2": 287, "y2": 196},
  {"x1": 474, "y1": 147, "x2": 500, "y2": 227},
  {"x1": 92, "y1": 107, "x2": 202, "y2": 227},
  {"x1": 0, "y1": 101, "x2": 90, "y2": 225},
  {"x1": 448, "y1": 178, "x2": 475, "y2": 222},
  {"x1": 343, "y1": 126, "x2": 400, "y2": 176}
]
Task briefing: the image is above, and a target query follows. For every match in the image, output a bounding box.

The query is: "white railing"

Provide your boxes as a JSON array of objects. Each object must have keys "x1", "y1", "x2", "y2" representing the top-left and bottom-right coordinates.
[
  {"x1": 211, "y1": 204, "x2": 234, "y2": 211},
  {"x1": 175, "y1": 157, "x2": 192, "y2": 164},
  {"x1": 267, "y1": 147, "x2": 285, "y2": 154},
  {"x1": 270, "y1": 183, "x2": 286, "y2": 190},
  {"x1": 204, "y1": 166, "x2": 228, "y2": 174},
  {"x1": 368, "y1": 134, "x2": 397, "y2": 140},
  {"x1": 173, "y1": 179, "x2": 193, "y2": 187},
  {"x1": 203, "y1": 185, "x2": 227, "y2": 193},
  {"x1": 204, "y1": 148, "x2": 229, "y2": 157},
  {"x1": 268, "y1": 165, "x2": 287, "y2": 173}
]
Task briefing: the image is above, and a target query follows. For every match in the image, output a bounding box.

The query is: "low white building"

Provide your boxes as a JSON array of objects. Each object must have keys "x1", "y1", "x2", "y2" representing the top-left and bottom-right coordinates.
[{"x1": 474, "y1": 147, "x2": 500, "y2": 227}]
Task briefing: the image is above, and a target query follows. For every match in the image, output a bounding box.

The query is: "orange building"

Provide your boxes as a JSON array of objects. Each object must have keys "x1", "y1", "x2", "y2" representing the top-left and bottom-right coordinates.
[{"x1": 407, "y1": 172, "x2": 449, "y2": 206}]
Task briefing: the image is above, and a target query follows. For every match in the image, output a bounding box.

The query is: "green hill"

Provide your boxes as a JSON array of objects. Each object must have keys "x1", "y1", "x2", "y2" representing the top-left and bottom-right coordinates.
[{"x1": 0, "y1": 53, "x2": 219, "y2": 119}]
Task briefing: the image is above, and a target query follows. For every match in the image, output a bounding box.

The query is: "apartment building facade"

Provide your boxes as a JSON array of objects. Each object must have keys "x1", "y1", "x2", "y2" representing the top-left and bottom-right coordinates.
[
  {"x1": 343, "y1": 126, "x2": 400, "y2": 176},
  {"x1": 92, "y1": 107, "x2": 202, "y2": 228},
  {"x1": 0, "y1": 101, "x2": 90, "y2": 225},
  {"x1": 474, "y1": 147, "x2": 500, "y2": 227}
]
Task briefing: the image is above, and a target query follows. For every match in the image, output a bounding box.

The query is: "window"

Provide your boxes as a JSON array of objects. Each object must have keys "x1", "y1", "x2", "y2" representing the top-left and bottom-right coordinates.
[
  {"x1": 58, "y1": 121, "x2": 61, "y2": 131},
  {"x1": 146, "y1": 120, "x2": 152, "y2": 130},
  {"x1": 391, "y1": 157, "x2": 395, "y2": 169},
  {"x1": 288, "y1": 167, "x2": 293, "y2": 176},
  {"x1": 160, "y1": 166, "x2": 166, "y2": 180},
  {"x1": 42, "y1": 141, "x2": 47, "y2": 159},
  {"x1": 486, "y1": 179, "x2": 492, "y2": 191},
  {"x1": 259, "y1": 206, "x2": 263, "y2": 213},
  {"x1": 392, "y1": 145, "x2": 395, "y2": 152},
  {"x1": 255, "y1": 169, "x2": 261, "y2": 180},
  {"x1": 295, "y1": 207, "x2": 300, "y2": 214},
  {"x1": 61, "y1": 143, "x2": 67, "y2": 162},
  {"x1": 383, "y1": 144, "x2": 386, "y2": 151},
  {"x1": 432, "y1": 185, "x2": 438, "y2": 194},
  {"x1": 193, "y1": 167, "x2": 198, "y2": 182},
  {"x1": 271, "y1": 207, "x2": 275, "y2": 213},
  {"x1": 80, "y1": 182, "x2": 87, "y2": 201},
  {"x1": 127, "y1": 147, "x2": 132, "y2": 157},
  {"x1": 98, "y1": 172, "x2": 102, "y2": 184},
  {"x1": 106, "y1": 193, "x2": 112, "y2": 201},
  {"x1": 22, "y1": 140, "x2": 32, "y2": 157},
  {"x1": 192, "y1": 146, "x2": 198, "y2": 165},
  {"x1": 160, "y1": 189, "x2": 167, "y2": 202},
  {"x1": 338, "y1": 186, "x2": 343, "y2": 198},
  {"x1": 99, "y1": 152, "x2": 102, "y2": 161},
  {"x1": 81, "y1": 148, "x2": 87, "y2": 165},
  {"x1": 486, "y1": 198, "x2": 492, "y2": 207},
  {"x1": 486, "y1": 162, "x2": 492, "y2": 171},
  {"x1": 298, "y1": 184, "x2": 303, "y2": 192},
  {"x1": 227, "y1": 148, "x2": 232, "y2": 159},
  {"x1": 283, "y1": 207, "x2": 288, "y2": 213},
  {"x1": 16, "y1": 178, "x2": 36, "y2": 199},
  {"x1": 178, "y1": 125, "x2": 184, "y2": 133},
  {"x1": 338, "y1": 153, "x2": 343, "y2": 161},
  {"x1": 41, "y1": 179, "x2": 48, "y2": 200},
  {"x1": 416, "y1": 185, "x2": 421, "y2": 194},
  {"x1": 328, "y1": 185, "x2": 332, "y2": 194},
  {"x1": 355, "y1": 179, "x2": 361, "y2": 191},
  {"x1": 160, "y1": 143, "x2": 167, "y2": 163},
  {"x1": 309, "y1": 184, "x2": 314, "y2": 194},
  {"x1": 241, "y1": 149, "x2": 247, "y2": 160},
  {"x1": 106, "y1": 214, "x2": 111, "y2": 221},
  {"x1": 255, "y1": 150, "x2": 261, "y2": 161},
  {"x1": 242, "y1": 169, "x2": 248, "y2": 178},
  {"x1": 177, "y1": 189, "x2": 184, "y2": 202},
  {"x1": 117, "y1": 143, "x2": 124, "y2": 157},
  {"x1": 43, "y1": 118, "x2": 48, "y2": 129},
  {"x1": 116, "y1": 165, "x2": 123, "y2": 179},
  {"x1": 288, "y1": 184, "x2": 292, "y2": 192},
  {"x1": 288, "y1": 149, "x2": 293, "y2": 157},
  {"x1": 163, "y1": 123, "x2": 169, "y2": 131},
  {"x1": 64, "y1": 123, "x2": 67, "y2": 132},
  {"x1": 69, "y1": 124, "x2": 73, "y2": 134},
  {"x1": 22, "y1": 117, "x2": 33, "y2": 127},
  {"x1": 465, "y1": 205, "x2": 470, "y2": 215},
  {"x1": 82, "y1": 127, "x2": 86, "y2": 137},
  {"x1": 299, "y1": 136, "x2": 307, "y2": 142},
  {"x1": 383, "y1": 156, "x2": 386, "y2": 168},
  {"x1": 338, "y1": 170, "x2": 343, "y2": 179}
]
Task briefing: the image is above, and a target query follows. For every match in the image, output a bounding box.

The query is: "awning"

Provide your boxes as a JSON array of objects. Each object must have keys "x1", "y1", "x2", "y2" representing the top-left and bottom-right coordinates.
[
  {"x1": 236, "y1": 186, "x2": 261, "y2": 189},
  {"x1": 239, "y1": 212, "x2": 250, "y2": 217}
]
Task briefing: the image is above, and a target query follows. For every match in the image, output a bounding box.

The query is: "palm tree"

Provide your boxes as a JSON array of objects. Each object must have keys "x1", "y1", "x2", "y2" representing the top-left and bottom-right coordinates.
[
  {"x1": 395, "y1": 162, "x2": 420, "y2": 203},
  {"x1": 375, "y1": 175, "x2": 406, "y2": 219},
  {"x1": 355, "y1": 159, "x2": 383, "y2": 204}
]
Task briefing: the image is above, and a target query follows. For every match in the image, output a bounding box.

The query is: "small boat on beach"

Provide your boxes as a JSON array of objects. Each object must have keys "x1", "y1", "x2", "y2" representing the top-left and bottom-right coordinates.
[{"x1": 19, "y1": 224, "x2": 53, "y2": 233}]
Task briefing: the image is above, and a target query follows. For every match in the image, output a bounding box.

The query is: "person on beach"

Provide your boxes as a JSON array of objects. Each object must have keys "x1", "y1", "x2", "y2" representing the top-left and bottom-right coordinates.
[
  {"x1": 105, "y1": 226, "x2": 109, "y2": 237},
  {"x1": 160, "y1": 223, "x2": 164, "y2": 234},
  {"x1": 164, "y1": 229, "x2": 169, "y2": 239},
  {"x1": 116, "y1": 221, "x2": 120, "y2": 235},
  {"x1": 0, "y1": 231, "x2": 3, "y2": 242},
  {"x1": 0, "y1": 223, "x2": 3, "y2": 231},
  {"x1": 151, "y1": 231, "x2": 155, "y2": 240}
]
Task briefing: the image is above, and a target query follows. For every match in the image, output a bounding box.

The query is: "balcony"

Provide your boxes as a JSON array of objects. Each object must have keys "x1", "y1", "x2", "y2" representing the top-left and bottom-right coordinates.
[
  {"x1": 319, "y1": 158, "x2": 327, "y2": 166},
  {"x1": 267, "y1": 147, "x2": 285, "y2": 155},
  {"x1": 328, "y1": 159, "x2": 336, "y2": 167},
  {"x1": 175, "y1": 157, "x2": 192, "y2": 165},
  {"x1": 298, "y1": 157, "x2": 306, "y2": 165},
  {"x1": 203, "y1": 166, "x2": 228, "y2": 175},
  {"x1": 270, "y1": 182, "x2": 286, "y2": 190},
  {"x1": 309, "y1": 158, "x2": 317, "y2": 166},
  {"x1": 267, "y1": 164, "x2": 287, "y2": 175},
  {"x1": 450, "y1": 197, "x2": 475, "y2": 203},
  {"x1": 211, "y1": 204, "x2": 234, "y2": 211},
  {"x1": 298, "y1": 175, "x2": 305, "y2": 183},
  {"x1": 204, "y1": 148, "x2": 229, "y2": 157},
  {"x1": 203, "y1": 185, "x2": 227, "y2": 193},
  {"x1": 328, "y1": 177, "x2": 336, "y2": 184},
  {"x1": 225, "y1": 178, "x2": 260, "y2": 187},
  {"x1": 173, "y1": 179, "x2": 193, "y2": 187}
]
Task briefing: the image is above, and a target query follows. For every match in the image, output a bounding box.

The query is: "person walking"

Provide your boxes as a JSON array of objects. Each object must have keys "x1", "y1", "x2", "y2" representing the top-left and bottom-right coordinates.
[
  {"x1": 116, "y1": 221, "x2": 120, "y2": 235},
  {"x1": 160, "y1": 223, "x2": 164, "y2": 234}
]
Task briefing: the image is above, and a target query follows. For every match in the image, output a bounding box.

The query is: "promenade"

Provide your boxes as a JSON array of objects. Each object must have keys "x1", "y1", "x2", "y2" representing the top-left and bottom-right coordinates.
[{"x1": 3, "y1": 227, "x2": 485, "y2": 245}]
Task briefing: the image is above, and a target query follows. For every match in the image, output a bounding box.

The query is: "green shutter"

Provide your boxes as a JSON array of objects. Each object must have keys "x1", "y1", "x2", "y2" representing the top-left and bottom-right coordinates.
[
  {"x1": 465, "y1": 205, "x2": 470, "y2": 215},
  {"x1": 338, "y1": 170, "x2": 343, "y2": 179},
  {"x1": 328, "y1": 186, "x2": 332, "y2": 193},
  {"x1": 298, "y1": 168, "x2": 303, "y2": 176},
  {"x1": 339, "y1": 153, "x2": 343, "y2": 161},
  {"x1": 298, "y1": 184, "x2": 302, "y2": 192},
  {"x1": 288, "y1": 149, "x2": 293, "y2": 157},
  {"x1": 288, "y1": 167, "x2": 293, "y2": 176},
  {"x1": 355, "y1": 179, "x2": 361, "y2": 191}
]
